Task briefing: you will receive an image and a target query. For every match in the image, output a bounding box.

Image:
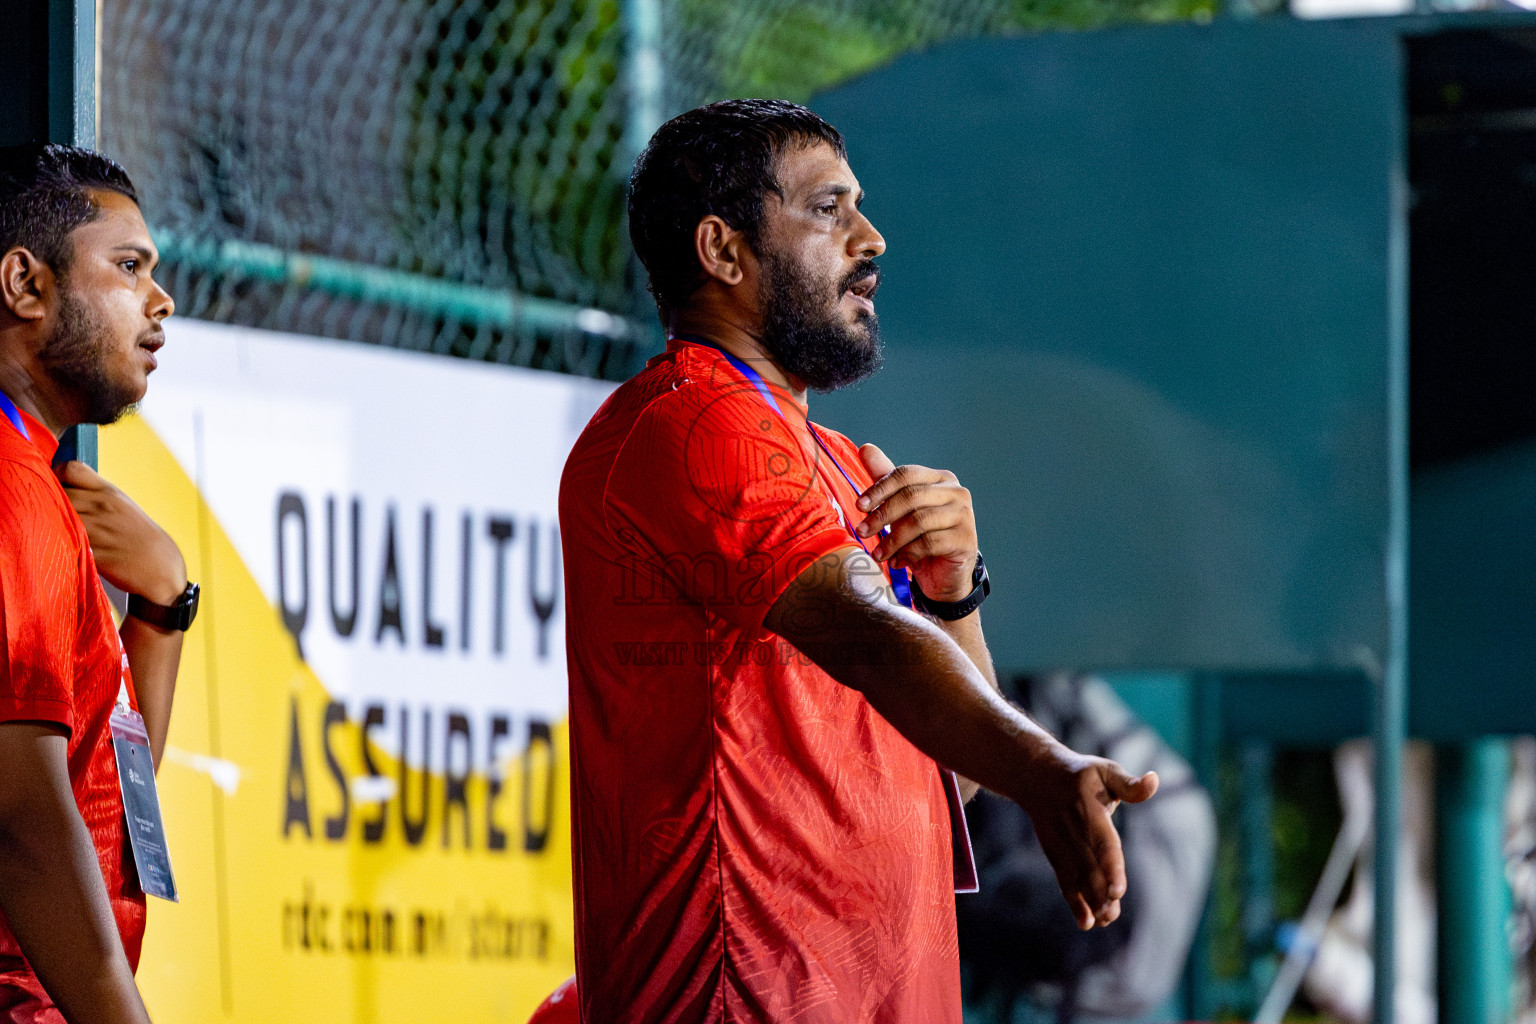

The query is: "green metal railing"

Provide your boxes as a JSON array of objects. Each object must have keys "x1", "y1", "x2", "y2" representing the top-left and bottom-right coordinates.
[{"x1": 153, "y1": 229, "x2": 644, "y2": 345}]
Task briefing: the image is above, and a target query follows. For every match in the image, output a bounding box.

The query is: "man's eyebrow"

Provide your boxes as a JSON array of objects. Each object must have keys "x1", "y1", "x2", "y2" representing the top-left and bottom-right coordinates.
[{"x1": 811, "y1": 184, "x2": 866, "y2": 207}]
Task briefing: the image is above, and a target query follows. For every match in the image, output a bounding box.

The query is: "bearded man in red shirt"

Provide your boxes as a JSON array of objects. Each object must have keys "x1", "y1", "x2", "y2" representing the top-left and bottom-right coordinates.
[
  {"x1": 0, "y1": 144, "x2": 193, "y2": 1023},
  {"x1": 560, "y1": 100, "x2": 1158, "y2": 1024}
]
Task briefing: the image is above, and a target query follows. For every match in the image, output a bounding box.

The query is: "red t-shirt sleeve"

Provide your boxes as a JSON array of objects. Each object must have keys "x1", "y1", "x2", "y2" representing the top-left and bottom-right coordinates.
[
  {"x1": 604, "y1": 387, "x2": 853, "y2": 634},
  {"x1": 0, "y1": 462, "x2": 79, "y2": 731}
]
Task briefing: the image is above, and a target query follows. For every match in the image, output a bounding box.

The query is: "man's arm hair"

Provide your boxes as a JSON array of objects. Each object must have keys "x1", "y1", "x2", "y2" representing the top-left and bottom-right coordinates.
[
  {"x1": 763, "y1": 546, "x2": 1157, "y2": 930},
  {"x1": 0, "y1": 723, "x2": 151, "y2": 1024},
  {"x1": 119, "y1": 618, "x2": 180, "y2": 770},
  {"x1": 931, "y1": 602, "x2": 999, "y2": 802}
]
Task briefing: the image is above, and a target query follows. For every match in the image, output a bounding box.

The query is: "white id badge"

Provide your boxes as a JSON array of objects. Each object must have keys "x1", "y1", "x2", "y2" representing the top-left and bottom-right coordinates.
[{"x1": 109, "y1": 704, "x2": 178, "y2": 902}]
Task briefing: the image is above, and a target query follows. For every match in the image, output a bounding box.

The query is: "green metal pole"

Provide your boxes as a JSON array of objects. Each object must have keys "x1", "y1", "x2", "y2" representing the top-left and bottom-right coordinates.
[
  {"x1": 1186, "y1": 673, "x2": 1223, "y2": 1021},
  {"x1": 622, "y1": 0, "x2": 664, "y2": 171},
  {"x1": 51, "y1": 0, "x2": 97, "y2": 469},
  {"x1": 1242, "y1": 740, "x2": 1277, "y2": 1000},
  {"x1": 1375, "y1": 136, "x2": 1411, "y2": 1024},
  {"x1": 153, "y1": 231, "x2": 640, "y2": 344},
  {"x1": 48, "y1": 0, "x2": 94, "y2": 147},
  {"x1": 1437, "y1": 740, "x2": 1512, "y2": 1024}
]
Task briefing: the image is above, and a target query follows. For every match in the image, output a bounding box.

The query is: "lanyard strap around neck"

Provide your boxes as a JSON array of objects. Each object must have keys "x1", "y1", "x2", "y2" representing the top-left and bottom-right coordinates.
[
  {"x1": 673, "y1": 334, "x2": 914, "y2": 609},
  {"x1": 672, "y1": 333, "x2": 784, "y2": 417},
  {"x1": 0, "y1": 391, "x2": 28, "y2": 441}
]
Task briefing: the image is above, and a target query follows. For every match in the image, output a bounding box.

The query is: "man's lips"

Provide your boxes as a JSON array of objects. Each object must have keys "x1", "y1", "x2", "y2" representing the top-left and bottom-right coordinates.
[
  {"x1": 844, "y1": 268, "x2": 880, "y2": 314},
  {"x1": 140, "y1": 332, "x2": 165, "y2": 370}
]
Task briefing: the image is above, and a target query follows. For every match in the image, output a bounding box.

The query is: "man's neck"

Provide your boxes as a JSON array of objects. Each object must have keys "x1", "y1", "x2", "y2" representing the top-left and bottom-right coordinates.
[
  {"x1": 668, "y1": 313, "x2": 809, "y2": 406},
  {"x1": 0, "y1": 349, "x2": 70, "y2": 439}
]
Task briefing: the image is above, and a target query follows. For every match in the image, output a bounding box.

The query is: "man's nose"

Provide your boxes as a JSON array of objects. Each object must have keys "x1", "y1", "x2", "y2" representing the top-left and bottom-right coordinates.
[
  {"x1": 850, "y1": 210, "x2": 886, "y2": 259},
  {"x1": 148, "y1": 278, "x2": 175, "y2": 321}
]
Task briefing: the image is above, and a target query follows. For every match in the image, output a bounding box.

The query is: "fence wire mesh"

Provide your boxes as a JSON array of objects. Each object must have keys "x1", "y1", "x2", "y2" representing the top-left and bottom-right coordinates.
[{"x1": 100, "y1": 0, "x2": 1210, "y2": 380}]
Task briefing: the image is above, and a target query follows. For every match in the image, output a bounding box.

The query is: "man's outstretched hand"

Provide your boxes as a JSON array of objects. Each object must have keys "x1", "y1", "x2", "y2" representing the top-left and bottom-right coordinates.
[
  {"x1": 1026, "y1": 754, "x2": 1159, "y2": 930},
  {"x1": 770, "y1": 445, "x2": 1159, "y2": 933}
]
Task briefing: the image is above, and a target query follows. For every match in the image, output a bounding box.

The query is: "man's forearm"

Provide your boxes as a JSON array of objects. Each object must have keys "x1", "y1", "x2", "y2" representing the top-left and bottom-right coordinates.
[
  {"x1": 768, "y1": 548, "x2": 1155, "y2": 929},
  {"x1": 0, "y1": 727, "x2": 150, "y2": 1024},
  {"x1": 769, "y1": 575, "x2": 1062, "y2": 810},
  {"x1": 838, "y1": 610, "x2": 1061, "y2": 809},
  {"x1": 934, "y1": 610, "x2": 999, "y2": 801},
  {"x1": 120, "y1": 616, "x2": 182, "y2": 769}
]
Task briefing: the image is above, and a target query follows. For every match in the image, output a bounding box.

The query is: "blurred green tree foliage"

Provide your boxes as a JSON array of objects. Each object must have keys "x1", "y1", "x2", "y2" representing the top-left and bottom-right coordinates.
[
  {"x1": 406, "y1": 0, "x2": 1220, "y2": 320},
  {"x1": 677, "y1": 0, "x2": 1218, "y2": 104}
]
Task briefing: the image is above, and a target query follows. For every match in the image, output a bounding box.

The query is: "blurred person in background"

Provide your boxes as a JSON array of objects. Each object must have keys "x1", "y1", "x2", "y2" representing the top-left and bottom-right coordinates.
[
  {"x1": 559, "y1": 99, "x2": 1158, "y2": 1024},
  {"x1": 961, "y1": 673, "x2": 1215, "y2": 1024},
  {"x1": 0, "y1": 143, "x2": 193, "y2": 1024}
]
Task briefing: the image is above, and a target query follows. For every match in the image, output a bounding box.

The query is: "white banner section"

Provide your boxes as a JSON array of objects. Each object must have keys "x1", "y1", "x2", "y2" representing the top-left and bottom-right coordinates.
[{"x1": 139, "y1": 318, "x2": 615, "y2": 760}]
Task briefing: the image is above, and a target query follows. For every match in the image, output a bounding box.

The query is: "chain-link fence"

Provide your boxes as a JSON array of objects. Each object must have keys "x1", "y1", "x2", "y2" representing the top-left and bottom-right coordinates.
[{"x1": 100, "y1": 0, "x2": 1211, "y2": 381}]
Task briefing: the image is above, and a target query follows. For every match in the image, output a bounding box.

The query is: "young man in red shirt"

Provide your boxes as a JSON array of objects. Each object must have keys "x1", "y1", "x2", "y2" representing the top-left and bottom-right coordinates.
[
  {"x1": 560, "y1": 100, "x2": 1158, "y2": 1023},
  {"x1": 0, "y1": 144, "x2": 193, "y2": 1023}
]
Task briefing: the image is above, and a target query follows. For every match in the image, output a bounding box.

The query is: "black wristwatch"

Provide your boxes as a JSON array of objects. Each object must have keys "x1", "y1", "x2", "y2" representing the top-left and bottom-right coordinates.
[
  {"x1": 909, "y1": 553, "x2": 990, "y2": 621},
  {"x1": 127, "y1": 582, "x2": 200, "y2": 632}
]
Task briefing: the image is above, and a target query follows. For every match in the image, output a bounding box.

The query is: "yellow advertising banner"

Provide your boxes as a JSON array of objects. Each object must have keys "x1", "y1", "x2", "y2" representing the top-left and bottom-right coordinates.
[{"x1": 99, "y1": 320, "x2": 612, "y2": 1023}]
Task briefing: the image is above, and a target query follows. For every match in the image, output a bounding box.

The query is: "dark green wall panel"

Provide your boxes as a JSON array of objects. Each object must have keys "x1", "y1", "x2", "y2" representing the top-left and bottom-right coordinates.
[{"x1": 813, "y1": 19, "x2": 1402, "y2": 672}]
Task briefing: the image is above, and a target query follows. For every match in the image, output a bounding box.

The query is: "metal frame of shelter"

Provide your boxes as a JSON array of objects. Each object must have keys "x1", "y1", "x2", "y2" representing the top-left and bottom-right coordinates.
[{"x1": 1, "y1": 0, "x2": 100, "y2": 466}]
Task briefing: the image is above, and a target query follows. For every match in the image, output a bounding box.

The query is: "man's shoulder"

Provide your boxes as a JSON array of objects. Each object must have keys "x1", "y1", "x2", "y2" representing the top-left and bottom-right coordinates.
[
  {"x1": 0, "y1": 452, "x2": 78, "y2": 551},
  {"x1": 570, "y1": 348, "x2": 784, "y2": 472},
  {"x1": 0, "y1": 451, "x2": 70, "y2": 515}
]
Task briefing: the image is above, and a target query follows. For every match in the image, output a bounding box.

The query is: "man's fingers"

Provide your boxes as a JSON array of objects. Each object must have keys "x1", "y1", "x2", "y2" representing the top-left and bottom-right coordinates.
[
  {"x1": 856, "y1": 485, "x2": 927, "y2": 538},
  {"x1": 56, "y1": 459, "x2": 106, "y2": 490},
  {"x1": 1066, "y1": 866, "x2": 1122, "y2": 931},
  {"x1": 1067, "y1": 892, "x2": 1095, "y2": 932},
  {"x1": 1106, "y1": 768, "x2": 1159, "y2": 805},
  {"x1": 857, "y1": 463, "x2": 917, "y2": 512},
  {"x1": 1083, "y1": 803, "x2": 1128, "y2": 903},
  {"x1": 858, "y1": 442, "x2": 895, "y2": 482},
  {"x1": 868, "y1": 508, "x2": 966, "y2": 560},
  {"x1": 858, "y1": 486, "x2": 970, "y2": 542},
  {"x1": 856, "y1": 462, "x2": 948, "y2": 513},
  {"x1": 1041, "y1": 764, "x2": 1152, "y2": 932}
]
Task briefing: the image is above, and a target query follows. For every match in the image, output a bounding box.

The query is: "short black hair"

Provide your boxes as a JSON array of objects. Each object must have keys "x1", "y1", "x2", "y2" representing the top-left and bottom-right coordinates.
[
  {"x1": 0, "y1": 143, "x2": 139, "y2": 278},
  {"x1": 628, "y1": 99, "x2": 847, "y2": 317}
]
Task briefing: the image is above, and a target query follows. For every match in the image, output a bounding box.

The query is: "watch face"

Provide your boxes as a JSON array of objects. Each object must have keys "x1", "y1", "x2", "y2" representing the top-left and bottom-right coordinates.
[{"x1": 179, "y1": 583, "x2": 201, "y2": 629}]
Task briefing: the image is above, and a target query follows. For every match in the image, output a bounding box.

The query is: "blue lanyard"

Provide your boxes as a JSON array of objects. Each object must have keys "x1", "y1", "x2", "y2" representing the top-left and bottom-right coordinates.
[
  {"x1": 674, "y1": 334, "x2": 914, "y2": 609},
  {"x1": 0, "y1": 390, "x2": 28, "y2": 441}
]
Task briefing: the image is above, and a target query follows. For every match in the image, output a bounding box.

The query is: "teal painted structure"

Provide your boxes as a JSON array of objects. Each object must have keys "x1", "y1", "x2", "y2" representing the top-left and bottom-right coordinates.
[
  {"x1": 1438, "y1": 739, "x2": 1513, "y2": 1024},
  {"x1": 815, "y1": 17, "x2": 1403, "y2": 675},
  {"x1": 813, "y1": 13, "x2": 1536, "y2": 1022}
]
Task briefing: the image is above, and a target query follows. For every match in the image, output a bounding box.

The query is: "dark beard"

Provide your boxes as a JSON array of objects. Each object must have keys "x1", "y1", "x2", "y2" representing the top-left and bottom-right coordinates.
[
  {"x1": 39, "y1": 287, "x2": 138, "y2": 425},
  {"x1": 758, "y1": 248, "x2": 882, "y2": 393}
]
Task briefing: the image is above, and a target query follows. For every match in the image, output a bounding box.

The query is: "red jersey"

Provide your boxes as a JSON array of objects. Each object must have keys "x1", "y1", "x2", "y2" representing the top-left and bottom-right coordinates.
[
  {"x1": 0, "y1": 406, "x2": 145, "y2": 1018},
  {"x1": 559, "y1": 339, "x2": 961, "y2": 1024}
]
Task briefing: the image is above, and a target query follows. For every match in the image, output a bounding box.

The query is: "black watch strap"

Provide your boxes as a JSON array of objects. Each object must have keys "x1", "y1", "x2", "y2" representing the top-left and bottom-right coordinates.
[
  {"x1": 127, "y1": 582, "x2": 200, "y2": 632},
  {"x1": 909, "y1": 553, "x2": 990, "y2": 621}
]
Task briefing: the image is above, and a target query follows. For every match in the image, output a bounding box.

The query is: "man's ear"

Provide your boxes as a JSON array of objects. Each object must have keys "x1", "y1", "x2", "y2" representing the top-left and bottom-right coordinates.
[
  {"x1": 0, "y1": 248, "x2": 52, "y2": 322},
  {"x1": 693, "y1": 215, "x2": 750, "y2": 288}
]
